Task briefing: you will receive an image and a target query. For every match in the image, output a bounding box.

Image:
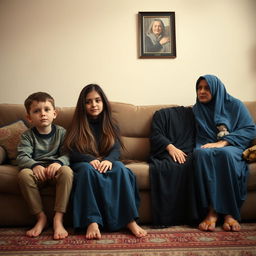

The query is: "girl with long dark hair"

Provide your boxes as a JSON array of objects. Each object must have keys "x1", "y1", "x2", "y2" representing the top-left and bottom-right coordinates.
[{"x1": 64, "y1": 84, "x2": 147, "y2": 239}]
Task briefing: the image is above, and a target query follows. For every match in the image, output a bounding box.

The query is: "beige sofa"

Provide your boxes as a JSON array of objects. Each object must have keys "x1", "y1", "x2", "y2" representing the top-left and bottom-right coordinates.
[{"x1": 0, "y1": 102, "x2": 256, "y2": 227}]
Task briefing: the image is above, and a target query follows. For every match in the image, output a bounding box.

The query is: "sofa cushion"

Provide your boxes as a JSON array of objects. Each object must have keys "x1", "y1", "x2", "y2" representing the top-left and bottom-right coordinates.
[
  {"x1": 248, "y1": 162, "x2": 256, "y2": 191},
  {"x1": 121, "y1": 137, "x2": 150, "y2": 161},
  {"x1": 125, "y1": 162, "x2": 150, "y2": 190},
  {"x1": 244, "y1": 101, "x2": 256, "y2": 123},
  {"x1": 0, "y1": 146, "x2": 6, "y2": 164},
  {"x1": 0, "y1": 120, "x2": 28, "y2": 160},
  {"x1": 0, "y1": 165, "x2": 21, "y2": 194},
  {"x1": 0, "y1": 104, "x2": 27, "y2": 126},
  {"x1": 0, "y1": 165, "x2": 56, "y2": 196},
  {"x1": 54, "y1": 107, "x2": 74, "y2": 130}
]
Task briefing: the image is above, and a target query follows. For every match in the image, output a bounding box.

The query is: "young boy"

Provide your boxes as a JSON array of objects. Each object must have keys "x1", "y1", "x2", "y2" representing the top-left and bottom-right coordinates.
[{"x1": 16, "y1": 92, "x2": 73, "y2": 240}]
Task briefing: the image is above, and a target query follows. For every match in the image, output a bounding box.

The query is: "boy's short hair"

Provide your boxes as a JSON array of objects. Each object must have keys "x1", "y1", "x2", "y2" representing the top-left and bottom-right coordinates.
[{"x1": 24, "y1": 92, "x2": 55, "y2": 113}]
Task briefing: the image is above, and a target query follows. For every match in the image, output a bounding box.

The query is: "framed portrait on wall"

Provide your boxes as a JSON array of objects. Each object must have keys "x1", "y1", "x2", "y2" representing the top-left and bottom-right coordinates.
[{"x1": 138, "y1": 12, "x2": 176, "y2": 58}]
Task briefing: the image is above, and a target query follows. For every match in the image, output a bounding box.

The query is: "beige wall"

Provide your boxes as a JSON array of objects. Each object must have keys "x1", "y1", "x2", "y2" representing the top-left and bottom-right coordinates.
[{"x1": 0, "y1": 0, "x2": 255, "y2": 107}]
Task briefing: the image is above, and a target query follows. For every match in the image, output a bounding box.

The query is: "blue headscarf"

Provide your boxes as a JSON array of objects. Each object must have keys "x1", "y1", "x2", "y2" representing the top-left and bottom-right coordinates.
[{"x1": 193, "y1": 74, "x2": 255, "y2": 149}]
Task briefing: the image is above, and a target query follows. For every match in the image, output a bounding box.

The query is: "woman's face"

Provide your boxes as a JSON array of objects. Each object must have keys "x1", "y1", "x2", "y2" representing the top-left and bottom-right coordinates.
[
  {"x1": 197, "y1": 79, "x2": 212, "y2": 103},
  {"x1": 152, "y1": 21, "x2": 163, "y2": 36},
  {"x1": 85, "y1": 90, "x2": 103, "y2": 119}
]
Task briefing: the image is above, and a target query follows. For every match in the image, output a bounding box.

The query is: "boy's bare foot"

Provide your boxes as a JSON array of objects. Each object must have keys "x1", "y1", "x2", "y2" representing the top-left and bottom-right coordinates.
[
  {"x1": 199, "y1": 209, "x2": 218, "y2": 232},
  {"x1": 223, "y1": 215, "x2": 241, "y2": 232},
  {"x1": 26, "y1": 212, "x2": 47, "y2": 237},
  {"x1": 53, "y1": 212, "x2": 68, "y2": 240},
  {"x1": 127, "y1": 221, "x2": 147, "y2": 238},
  {"x1": 86, "y1": 222, "x2": 101, "y2": 240}
]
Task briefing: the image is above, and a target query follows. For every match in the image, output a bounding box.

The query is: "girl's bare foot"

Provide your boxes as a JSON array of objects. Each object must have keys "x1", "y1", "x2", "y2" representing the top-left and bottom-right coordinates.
[
  {"x1": 53, "y1": 212, "x2": 68, "y2": 240},
  {"x1": 127, "y1": 221, "x2": 147, "y2": 238},
  {"x1": 223, "y1": 215, "x2": 241, "y2": 232},
  {"x1": 199, "y1": 209, "x2": 218, "y2": 232},
  {"x1": 26, "y1": 212, "x2": 47, "y2": 237},
  {"x1": 86, "y1": 222, "x2": 101, "y2": 240}
]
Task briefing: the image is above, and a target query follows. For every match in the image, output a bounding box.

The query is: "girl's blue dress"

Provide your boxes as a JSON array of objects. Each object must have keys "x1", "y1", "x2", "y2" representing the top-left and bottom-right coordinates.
[{"x1": 70, "y1": 118, "x2": 140, "y2": 231}]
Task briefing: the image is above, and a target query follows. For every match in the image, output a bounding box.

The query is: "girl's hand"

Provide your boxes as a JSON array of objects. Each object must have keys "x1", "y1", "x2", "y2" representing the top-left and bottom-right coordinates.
[
  {"x1": 166, "y1": 144, "x2": 187, "y2": 164},
  {"x1": 201, "y1": 140, "x2": 229, "y2": 149},
  {"x1": 90, "y1": 159, "x2": 101, "y2": 169},
  {"x1": 98, "y1": 160, "x2": 112, "y2": 173}
]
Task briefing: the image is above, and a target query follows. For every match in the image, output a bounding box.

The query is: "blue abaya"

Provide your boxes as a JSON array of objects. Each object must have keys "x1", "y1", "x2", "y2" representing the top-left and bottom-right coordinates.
[
  {"x1": 70, "y1": 118, "x2": 140, "y2": 231},
  {"x1": 193, "y1": 75, "x2": 256, "y2": 220},
  {"x1": 149, "y1": 107, "x2": 198, "y2": 226},
  {"x1": 72, "y1": 161, "x2": 140, "y2": 231}
]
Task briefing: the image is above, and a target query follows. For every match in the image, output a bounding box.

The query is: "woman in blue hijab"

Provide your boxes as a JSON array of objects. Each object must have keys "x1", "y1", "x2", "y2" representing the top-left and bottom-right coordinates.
[{"x1": 193, "y1": 75, "x2": 255, "y2": 232}]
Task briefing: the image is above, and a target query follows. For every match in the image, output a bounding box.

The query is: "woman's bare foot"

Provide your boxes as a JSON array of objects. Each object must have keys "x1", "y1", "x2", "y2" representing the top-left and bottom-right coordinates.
[
  {"x1": 127, "y1": 221, "x2": 147, "y2": 238},
  {"x1": 26, "y1": 212, "x2": 47, "y2": 237},
  {"x1": 53, "y1": 212, "x2": 68, "y2": 240},
  {"x1": 199, "y1": 209, "x2": 218, "y2": 232},
  {"x1": 86, "y1": 222, "x2": 101, "y2": 240},
  {"x1": 223, "y1": 215, "x2": 241, "y2": 232}
]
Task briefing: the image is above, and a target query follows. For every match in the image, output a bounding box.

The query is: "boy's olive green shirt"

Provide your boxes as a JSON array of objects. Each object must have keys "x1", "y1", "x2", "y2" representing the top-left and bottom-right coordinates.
[{"x1": 16, "y1": 124, "x2": 69, "y2": 169}]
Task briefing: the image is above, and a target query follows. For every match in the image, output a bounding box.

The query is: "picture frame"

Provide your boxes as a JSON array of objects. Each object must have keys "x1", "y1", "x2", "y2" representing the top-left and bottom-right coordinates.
[{"x1": 138, "y1": 12, "x2": 176, "y2": 58}]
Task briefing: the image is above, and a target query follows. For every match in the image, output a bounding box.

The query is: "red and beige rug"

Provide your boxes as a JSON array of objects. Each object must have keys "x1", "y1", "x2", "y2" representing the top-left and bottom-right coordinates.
[{"x1": 1, "y1": 223, "x2": 256, "y2": 256}]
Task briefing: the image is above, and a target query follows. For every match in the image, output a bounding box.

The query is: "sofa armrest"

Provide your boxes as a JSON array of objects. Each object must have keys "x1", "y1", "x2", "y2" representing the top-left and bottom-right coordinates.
[{"x1": 0, "y1": 146, "x2": 7, "y2": 164}]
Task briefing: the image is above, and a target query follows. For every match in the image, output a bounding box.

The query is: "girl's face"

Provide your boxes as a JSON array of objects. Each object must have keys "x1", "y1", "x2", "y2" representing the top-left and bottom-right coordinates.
[
  {"x1": 152, "y1": 21, "x2": 163, "y2": 36},
  {"x1": 197, "y1": 79, "x2": 212, "y2": 103},
  {"x1": 85, "y1": 90, "x2": 103, "y2": 119}
]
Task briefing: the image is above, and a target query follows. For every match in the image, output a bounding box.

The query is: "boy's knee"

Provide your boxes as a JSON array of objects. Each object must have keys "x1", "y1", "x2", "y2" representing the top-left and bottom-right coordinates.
[
  {"x1": 18, "y1": 168, "x2": 33, "y2": 183},
  {"x1": 58, "y1": 166, "x2": 73, "y2": 180}
]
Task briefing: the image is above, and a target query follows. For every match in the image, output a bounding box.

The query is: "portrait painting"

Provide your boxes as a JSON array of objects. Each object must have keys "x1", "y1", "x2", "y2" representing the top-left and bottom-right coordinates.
[{"x1": 139, "y1": 12, "x2": 176, "y2": 58}]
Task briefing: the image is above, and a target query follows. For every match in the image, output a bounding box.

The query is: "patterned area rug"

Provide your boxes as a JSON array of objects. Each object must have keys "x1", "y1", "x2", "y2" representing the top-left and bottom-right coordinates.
[{"x1": 1, "y1": 223, "x2": 256, "y2": 256}]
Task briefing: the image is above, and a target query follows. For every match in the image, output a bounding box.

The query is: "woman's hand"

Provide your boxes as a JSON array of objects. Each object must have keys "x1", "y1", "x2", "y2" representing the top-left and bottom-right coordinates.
[
  {"x1": 201, "y1": 140, "x2": 229, "y2": 148},
  {"x1": 166, "y1": 144, "x2": 187, "y2": 164}
]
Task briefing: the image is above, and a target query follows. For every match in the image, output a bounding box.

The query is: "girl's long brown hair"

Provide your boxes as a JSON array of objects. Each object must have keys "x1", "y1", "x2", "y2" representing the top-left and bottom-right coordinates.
[{"x1": 63, "y1": 84, "x2": 123, "y2": 157}]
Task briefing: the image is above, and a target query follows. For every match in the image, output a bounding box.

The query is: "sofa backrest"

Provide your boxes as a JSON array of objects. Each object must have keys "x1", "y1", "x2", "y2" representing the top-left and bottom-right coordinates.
[
  {"x1": 0, "y1": 101, "x2": 255, "y2": 162},
  {"x1": 111, "y1": 102, "x2": 176, "y2": 161},
  {"x1": 54, "y1": 102, "x2": 177, "y2": 161}
]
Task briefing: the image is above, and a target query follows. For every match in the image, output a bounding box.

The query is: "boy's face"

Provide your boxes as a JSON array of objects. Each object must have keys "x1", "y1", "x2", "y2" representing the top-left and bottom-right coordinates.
[{"x1": 27, "y1": 100, "x2": 56, "y2": 130}]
